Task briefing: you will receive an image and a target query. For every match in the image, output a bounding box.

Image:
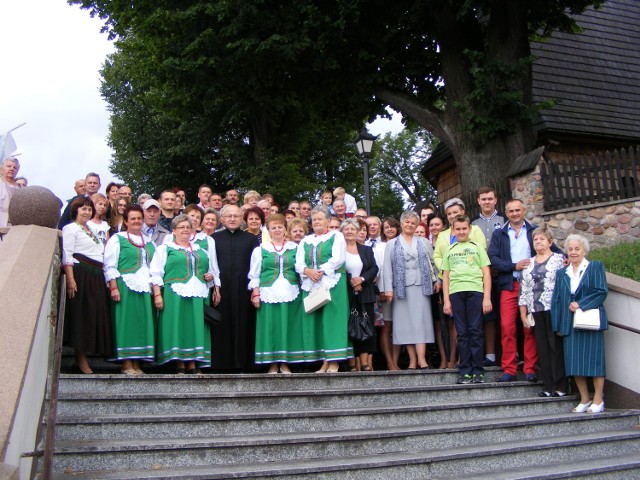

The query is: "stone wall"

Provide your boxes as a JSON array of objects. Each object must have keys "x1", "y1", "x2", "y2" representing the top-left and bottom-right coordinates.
[{"x1": 510, "y1": 162, "x2": 640, "y2": 249}]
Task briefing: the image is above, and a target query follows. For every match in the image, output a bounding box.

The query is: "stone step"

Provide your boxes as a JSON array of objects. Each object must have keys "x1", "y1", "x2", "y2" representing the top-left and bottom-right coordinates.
[
  {"x1": 50, "y1": 429, "x2": 640, "y2": 479},
  {"x1": 49, "y1": 412, "x2": 640, "y2": 473},
  {"x1": 459, "y1": 452, "x2": 640, "y2": 479},
  {"x1": 54, "y1": 396, "x2": 578, "y2": 441},
  {"x1": 54, "y1": 382, "x2": 541, "y2": 416},
  {"x1": 57, "y1": 370, "x2": 510, "y2": 394}
]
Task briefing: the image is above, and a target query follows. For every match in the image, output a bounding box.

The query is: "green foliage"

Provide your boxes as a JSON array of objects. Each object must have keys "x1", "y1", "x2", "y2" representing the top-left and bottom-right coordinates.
[
  {"x1": 371, "y1": 129, "x2": 438, "y2": 211},
  {"x1": 589, "y1": 240, "x2": 640, "y2": 282},
  {"x1": 454, "y1": 52, "x2": 557, "y2": 140},
  {"x1": 70, "y1": 0, "x2": 602, "y2": 196}
]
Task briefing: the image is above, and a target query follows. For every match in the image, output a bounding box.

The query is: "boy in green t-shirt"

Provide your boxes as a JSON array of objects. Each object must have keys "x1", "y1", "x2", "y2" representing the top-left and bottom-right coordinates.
[{"x1": 442, "y1": 215, "x2": 492, "y2": 384}]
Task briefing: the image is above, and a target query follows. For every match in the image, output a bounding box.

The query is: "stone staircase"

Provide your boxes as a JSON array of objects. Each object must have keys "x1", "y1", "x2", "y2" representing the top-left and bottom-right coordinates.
[{"x1": 42, "y1": 369, "x2": 640, "y2": 479}]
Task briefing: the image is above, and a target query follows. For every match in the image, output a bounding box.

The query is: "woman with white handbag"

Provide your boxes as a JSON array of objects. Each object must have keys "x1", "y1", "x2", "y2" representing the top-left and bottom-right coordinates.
[
  {"x1": 551, "y1": 234, "x2": 609, "y2": 413},
  {"x1": 296, "y1": 206, "x2": 352, "y2": 373}
]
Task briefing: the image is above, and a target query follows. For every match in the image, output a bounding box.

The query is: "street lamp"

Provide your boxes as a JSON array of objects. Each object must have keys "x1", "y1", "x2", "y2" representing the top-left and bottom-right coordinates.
[{"x1": 354, "y1": 128, "x2": 378, "y2": 215}]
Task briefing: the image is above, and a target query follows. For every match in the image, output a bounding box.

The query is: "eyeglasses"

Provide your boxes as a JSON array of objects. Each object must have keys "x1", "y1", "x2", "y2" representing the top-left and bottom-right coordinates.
[
  {"x1": 224, "y1": 214, "x2": 242, "y2": 219},
  {"x1": 175, "y1": 225, "x2": 192, "y2": 230}
]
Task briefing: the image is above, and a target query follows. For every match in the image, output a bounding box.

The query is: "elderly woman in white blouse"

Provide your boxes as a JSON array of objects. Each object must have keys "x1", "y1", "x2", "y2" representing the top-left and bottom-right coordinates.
[{"x1": 150, "y1": 215, "x2": 220, "y2": 374}]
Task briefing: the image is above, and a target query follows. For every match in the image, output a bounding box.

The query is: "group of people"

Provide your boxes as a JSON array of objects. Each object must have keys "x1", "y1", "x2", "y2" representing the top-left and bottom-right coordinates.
[{"x1": 57, "y1": 173, "x2": 610, "y2": 413}]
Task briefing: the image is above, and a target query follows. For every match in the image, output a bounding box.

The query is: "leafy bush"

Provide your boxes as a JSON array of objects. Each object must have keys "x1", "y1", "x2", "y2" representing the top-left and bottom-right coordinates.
[{"x1": 590, "y1": 241, "x2": 640, "y2": 282}]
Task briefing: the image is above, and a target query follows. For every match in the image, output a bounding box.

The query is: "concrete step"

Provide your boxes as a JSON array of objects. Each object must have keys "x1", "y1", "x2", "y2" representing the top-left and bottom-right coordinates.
[
  {"x1": 54, "y1": 382, "x2": 542, "y2": 416},
  {"x1": 49, "y1": 412, "x2": 640, "y2": 473},
  {"x1": 54, "y1": 396, "x2": 579, "y2": 441},
  {"x1": 57, "y1": 370, "x2": 509, "y2": 394},
  {"x1": 50, "y1": 429, "x2": 640, "y2": 479},
  {"x1": 459, "y1": 452, "x2": 640, "y2": 479}
]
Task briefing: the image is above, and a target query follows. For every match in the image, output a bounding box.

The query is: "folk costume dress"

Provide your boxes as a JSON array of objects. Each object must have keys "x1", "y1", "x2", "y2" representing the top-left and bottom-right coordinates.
[
  {"x1": 248, "y1": 241, "x2": 304, "y2": 364},
  {"x1": 150, "y1": 240, "x2": 219, "y2": 367},
  {"x1": 295, "y1": 230, "x2": 353, "y2": 362},
  {"x1": 62, "y1": 222, "x2": 113, "y2": 357},
  {"x1": 103, "y1": 232, "x2": 156, "y2": 363}
]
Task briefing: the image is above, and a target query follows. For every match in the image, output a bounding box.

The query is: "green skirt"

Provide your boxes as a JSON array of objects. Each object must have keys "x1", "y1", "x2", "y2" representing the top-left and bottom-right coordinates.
[
  {"x1": 300, "y1": 274, "x2": 353, "y2": 362},
  {"x1": 111, "y1": 278, "x2": 155, "y2": 362},
  {"x1": 157, "y1": 286, "x2": 211, "y2": 367},
  {"x1": 255, "y1": 295, "x2": 305, "y2": 364}
]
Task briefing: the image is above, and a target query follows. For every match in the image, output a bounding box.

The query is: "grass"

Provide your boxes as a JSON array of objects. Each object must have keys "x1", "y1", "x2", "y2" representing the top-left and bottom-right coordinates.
[{"x1": 590, "y1": 240, "x2": 640, "y2": 282}]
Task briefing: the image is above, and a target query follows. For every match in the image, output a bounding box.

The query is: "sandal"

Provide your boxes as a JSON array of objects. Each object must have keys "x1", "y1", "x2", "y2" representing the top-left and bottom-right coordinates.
[
  {"x1": 121, "y1": 368, "x2": 138, "y2": 376},
  {"x1": 360, "y1": 365, "x2": 373, "y2": 372},
  {"x1": 349, "y1": 366, "x2": 359, "y2": 372}
]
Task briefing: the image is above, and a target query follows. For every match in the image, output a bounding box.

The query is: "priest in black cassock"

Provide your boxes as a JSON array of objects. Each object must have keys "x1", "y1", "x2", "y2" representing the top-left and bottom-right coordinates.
[{"x1": 211, "y1": 204, "x2": 260, "y2": 371}]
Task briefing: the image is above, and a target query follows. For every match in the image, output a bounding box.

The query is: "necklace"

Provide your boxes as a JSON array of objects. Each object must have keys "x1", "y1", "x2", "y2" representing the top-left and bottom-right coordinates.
[
  {"x1": 75, "y1": 222, "x2": 99, "y2": 244},
  {"x1": 273, "y1": 241, "x2": 286, "y2": 253},
  {"x1": 126, "y1": 231, "x2": 146, "y2": 248}
]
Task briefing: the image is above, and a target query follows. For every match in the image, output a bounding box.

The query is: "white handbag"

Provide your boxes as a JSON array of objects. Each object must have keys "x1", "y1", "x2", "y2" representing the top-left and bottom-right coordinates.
[
  {"x1": 573, "y1": 308, "x2": 601, "y2": 330},
  {"x1": 304, "y1": 286, "x2": 331, "y2": 313}
]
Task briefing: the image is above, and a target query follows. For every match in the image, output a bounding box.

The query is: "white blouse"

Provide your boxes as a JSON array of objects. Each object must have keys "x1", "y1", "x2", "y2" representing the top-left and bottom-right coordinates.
[
  {"x1": 295, "y1": 230, "x2": 346, "y2": 292},
  {"x1": 62, "y1": 222, "x2": 105, "y2": 265},
  {"x1": 150, "y1": 241, "x2": 219, "y2": 298},
  {"x1": 247, "y1": 242, "x2": 300, "y2": 303},
  {"x1": 566, "y1": 258, "x2": 590, "y2": 294}
]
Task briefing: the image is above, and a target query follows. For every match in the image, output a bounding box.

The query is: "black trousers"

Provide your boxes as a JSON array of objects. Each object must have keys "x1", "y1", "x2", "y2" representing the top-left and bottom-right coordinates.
[{"x1": 533, "y1": 310, "x2": 567, "y2": 393}]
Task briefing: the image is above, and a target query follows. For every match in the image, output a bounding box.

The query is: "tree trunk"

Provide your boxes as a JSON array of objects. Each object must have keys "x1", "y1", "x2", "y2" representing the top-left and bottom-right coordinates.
[{"x1": 377, "y1": 3, "x2": 536, "y2": 195}]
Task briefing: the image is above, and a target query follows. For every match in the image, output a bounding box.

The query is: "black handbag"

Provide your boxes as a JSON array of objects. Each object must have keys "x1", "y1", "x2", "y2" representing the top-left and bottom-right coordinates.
[
  {"x1": 204, "y1": 304, "x2": 222, "y2": 325},
  {"x1": 348, "y1": 295, "x2": 374, "y2": 342}
]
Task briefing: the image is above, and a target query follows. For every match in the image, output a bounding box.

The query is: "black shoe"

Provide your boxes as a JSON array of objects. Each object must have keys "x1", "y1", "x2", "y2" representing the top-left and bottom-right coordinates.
[
  {"x1": 457, "y1": 374, "x2": 473, "y2": 384},
  {"x1": 472, "y1": 374, "x2": 485, "y2": 384},
  {"x1": 187, "y1": 368, "x2": 202, "y2": 374},
  {"x1": 482, "y1": 357, "x2": 497, "y2": 367},
  {"x1": 539, "y1": 390, "x2": 552, "y2": 397}
]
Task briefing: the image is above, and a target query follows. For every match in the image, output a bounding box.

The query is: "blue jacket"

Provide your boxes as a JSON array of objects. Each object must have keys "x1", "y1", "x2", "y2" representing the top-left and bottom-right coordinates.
[{"x1": 488, "y1": 220, "x2": 563, "y2": 291}]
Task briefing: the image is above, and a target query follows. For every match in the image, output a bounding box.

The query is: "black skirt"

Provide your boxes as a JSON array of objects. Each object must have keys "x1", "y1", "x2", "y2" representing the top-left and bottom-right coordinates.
[{"x1": 64, "y1": 254, "x2": 113, "y2": 357}]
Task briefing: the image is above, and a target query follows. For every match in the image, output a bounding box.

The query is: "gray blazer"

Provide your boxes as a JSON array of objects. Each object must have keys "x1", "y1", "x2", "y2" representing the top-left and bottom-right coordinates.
[
  {"x1": 382, "y1": 236, "x2": 435, "y2": 292},
  {"x1": 146, "y1": 223, "x2": 170, "y2": 247}
]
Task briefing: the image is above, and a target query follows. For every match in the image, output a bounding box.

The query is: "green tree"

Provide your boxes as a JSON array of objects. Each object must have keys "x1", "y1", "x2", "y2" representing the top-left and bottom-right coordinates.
[
  {"x1": 72, "y1": 0, "x2": 601, "y2": 195},
  {"x1": 371, "y1": 129, "x2": 438, "y2": 210}
]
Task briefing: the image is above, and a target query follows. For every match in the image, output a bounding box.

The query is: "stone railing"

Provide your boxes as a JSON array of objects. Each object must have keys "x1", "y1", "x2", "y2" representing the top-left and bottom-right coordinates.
[{"x1": 0, "y1": 226, "x2": 60, "y2": 479}]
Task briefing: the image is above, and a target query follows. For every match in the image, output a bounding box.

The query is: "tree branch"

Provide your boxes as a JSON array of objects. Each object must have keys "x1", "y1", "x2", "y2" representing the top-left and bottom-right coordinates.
[{"x1": 374, "y1": 87, "x2": 453, "y2": 148}]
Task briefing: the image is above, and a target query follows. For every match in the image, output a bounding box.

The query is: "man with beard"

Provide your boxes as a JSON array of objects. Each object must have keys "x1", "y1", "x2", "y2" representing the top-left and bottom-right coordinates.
[{"x1": 211, "y1": 204, "x2": 260, "y2": 371}]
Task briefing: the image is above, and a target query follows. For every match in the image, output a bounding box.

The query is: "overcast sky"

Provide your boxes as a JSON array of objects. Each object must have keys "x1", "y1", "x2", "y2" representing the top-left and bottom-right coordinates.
[{"x1": 0, "y1": 0, "x2": 401, "y2": 204}]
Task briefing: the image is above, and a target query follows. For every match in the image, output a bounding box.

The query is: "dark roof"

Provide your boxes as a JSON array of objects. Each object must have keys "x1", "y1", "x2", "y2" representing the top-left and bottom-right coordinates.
[
  {"x1": 532, "y1": 0, "x2": 640, "y2": 143},
  {"x1": 506, "y1": 146, "x2": 546, "y2": 177}
]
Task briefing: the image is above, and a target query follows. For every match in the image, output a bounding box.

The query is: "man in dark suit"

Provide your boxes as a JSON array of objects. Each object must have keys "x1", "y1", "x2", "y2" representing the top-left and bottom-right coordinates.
[{"x1": 211, "y1": 204, "x2": 260, "y2": 371}]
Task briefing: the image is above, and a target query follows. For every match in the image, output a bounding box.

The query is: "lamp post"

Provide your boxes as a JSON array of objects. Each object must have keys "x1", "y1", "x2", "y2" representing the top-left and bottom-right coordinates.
[{"x1": 354, "y1": 128, "x2": 378, "y2": 215}]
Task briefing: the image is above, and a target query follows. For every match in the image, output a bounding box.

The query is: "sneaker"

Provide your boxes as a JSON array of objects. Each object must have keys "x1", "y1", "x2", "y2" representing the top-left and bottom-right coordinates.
[
  {"x1": 552, "y1": 391, "x2": 567, "y2": 397},
  {"x1": 525, "y1": 373, "x2": 538, "y2": 383},
  {"x1": 539, "y1": 391, "x2": 552, "y2": 397},
  {"x1": 482, "y1": 357, "x2": 497, "y2": 367},
  {"x1": 457, "y1": 374, "x2": 473, "y2": 384},
  {"x1": 472, "y1": 374, "x2": 485, "y2": 384},
  {"x1": 496, "y1": 373, "x2": 516, "y2": 382}
]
